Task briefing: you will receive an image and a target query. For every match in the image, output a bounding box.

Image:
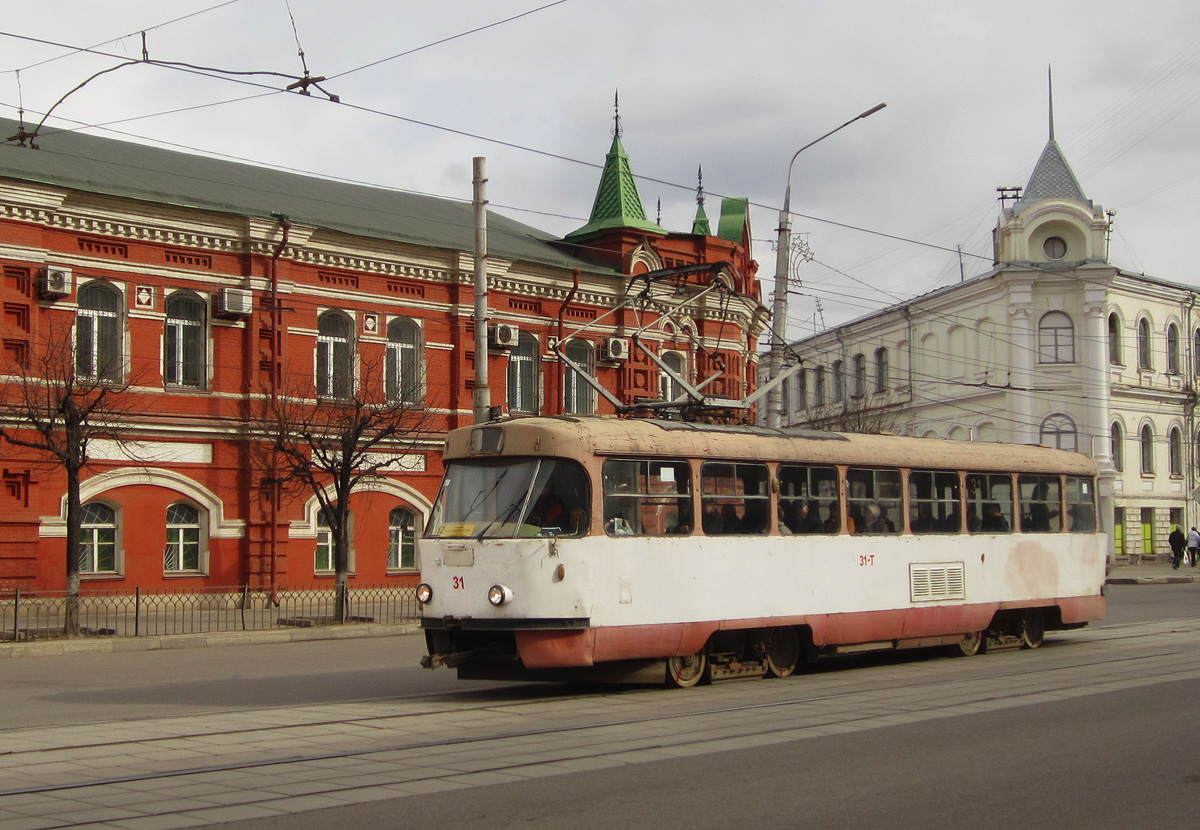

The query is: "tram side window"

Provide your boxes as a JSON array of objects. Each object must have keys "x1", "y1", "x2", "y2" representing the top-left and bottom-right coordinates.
[
  {"x1": 1019, "y1": 474, "x2": 1062, "y2": 533},
  {"x1": 908, "y1": 470, "x2": 961, "y2": 533},
  {"x1": 602, "y1": 459, "x2": 692, "y2": 537},
  {"x1": 778, "y1": 464, "x2": 838, "y2": 534},
  {"x1": 700, "y1": 462, "x2": 770, "y2": 535},
  {"x1": 1065, "y1": 476, "x2": 1097, "y2": 532},
  {"x1": 846, "y1": 467, "x2": 902, "y2": 535},
  {"x1": 966, "y1": 473, "x2": 1013, "y2": 533}
]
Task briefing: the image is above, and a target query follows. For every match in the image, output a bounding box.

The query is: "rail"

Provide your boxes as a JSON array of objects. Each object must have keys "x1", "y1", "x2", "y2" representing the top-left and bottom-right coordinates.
[{"x1": 0, "y1": 585, "x2": 419, "y2": 641}]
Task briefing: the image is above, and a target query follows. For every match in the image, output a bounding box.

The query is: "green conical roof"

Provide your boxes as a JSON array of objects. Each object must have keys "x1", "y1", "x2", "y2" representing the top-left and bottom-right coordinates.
[
  {"x1": 565, "y1": 134, "x2": 664, "y2": 240},
  {"x1": 691, "y1": 202, "x2": 711, "y2": 235}
]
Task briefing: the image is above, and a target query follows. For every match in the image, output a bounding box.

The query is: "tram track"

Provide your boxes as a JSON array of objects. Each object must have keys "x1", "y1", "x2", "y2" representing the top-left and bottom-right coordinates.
[{"x1": 2, "y1": 616, "x2": 1198, "y2": 809}]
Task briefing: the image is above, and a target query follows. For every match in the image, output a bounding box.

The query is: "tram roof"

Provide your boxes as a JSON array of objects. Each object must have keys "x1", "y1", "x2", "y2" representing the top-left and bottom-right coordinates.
[{"x1": 445, "y1": 417, "x2": 1098, "y2": 476}]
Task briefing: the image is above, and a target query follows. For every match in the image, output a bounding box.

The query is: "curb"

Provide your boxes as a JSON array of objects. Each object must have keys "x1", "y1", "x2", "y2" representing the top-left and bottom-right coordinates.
[
  {"x1": 1107, "y1": 574, "x2": 1196, "y2": 585},
  {"x1": 0, "y1": 621, "x2": 421, "y2": 658}
]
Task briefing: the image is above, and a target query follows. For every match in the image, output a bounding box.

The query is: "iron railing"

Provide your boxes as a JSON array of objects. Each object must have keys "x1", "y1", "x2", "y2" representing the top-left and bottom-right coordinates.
[{"x1": 0, "y1": 585, "x2": 419, "y2": 641}]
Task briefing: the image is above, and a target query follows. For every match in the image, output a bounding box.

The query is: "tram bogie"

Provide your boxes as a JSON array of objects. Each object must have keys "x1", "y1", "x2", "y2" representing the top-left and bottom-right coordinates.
[{"x1": 417, "y1": 417, "x2": 1106, "y2": 687}]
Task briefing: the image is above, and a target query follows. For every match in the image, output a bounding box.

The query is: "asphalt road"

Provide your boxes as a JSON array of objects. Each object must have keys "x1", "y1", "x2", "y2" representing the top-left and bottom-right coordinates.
[{"x1": 1, "y1": 583, "x2": 1197, "y2": 829}]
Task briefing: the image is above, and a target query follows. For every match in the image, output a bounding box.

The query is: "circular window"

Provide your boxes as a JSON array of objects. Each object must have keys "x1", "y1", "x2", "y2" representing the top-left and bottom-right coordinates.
[{"x1": 1043, "y1": 236, "x2": 1067, "y2": 260}]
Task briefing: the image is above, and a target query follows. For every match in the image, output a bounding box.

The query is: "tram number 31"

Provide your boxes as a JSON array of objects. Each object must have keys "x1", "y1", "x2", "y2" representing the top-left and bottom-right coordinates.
[
  {"x1": 452, "y1": 576, "x2": 466, "y2": 589},
  {"x1": 858, "y1": 554, "x2": 875, "y2": 567}
]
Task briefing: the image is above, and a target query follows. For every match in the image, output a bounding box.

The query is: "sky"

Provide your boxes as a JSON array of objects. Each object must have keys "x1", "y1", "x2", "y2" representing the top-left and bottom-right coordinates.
[{"x1": 3, "y1": 1, "x2": 1200, "y2": 343}]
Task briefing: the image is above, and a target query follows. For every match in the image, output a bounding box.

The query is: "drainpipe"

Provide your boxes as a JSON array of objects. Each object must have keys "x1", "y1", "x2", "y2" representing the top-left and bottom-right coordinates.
[
  {"x1": 1187, "y1": 295, "x2": 1197, "y2": 530},
  {"x1": 268, "y1": 215, "x2": 291, "y2": 605}
]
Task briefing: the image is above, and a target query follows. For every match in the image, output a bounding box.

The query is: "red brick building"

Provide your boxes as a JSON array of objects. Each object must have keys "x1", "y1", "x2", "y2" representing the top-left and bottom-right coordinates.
[{"x1": 0, "y1": 116, "x2": 762, "y2": 593}]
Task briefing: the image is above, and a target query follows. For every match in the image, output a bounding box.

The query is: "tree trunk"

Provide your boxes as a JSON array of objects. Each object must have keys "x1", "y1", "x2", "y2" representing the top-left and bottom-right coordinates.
[
  {"x1": 333, "y1": 515, "x2": 351, "y2": 624},
  {"x1": 64, "y1": 461, "x2": 82, "y2": 637}
]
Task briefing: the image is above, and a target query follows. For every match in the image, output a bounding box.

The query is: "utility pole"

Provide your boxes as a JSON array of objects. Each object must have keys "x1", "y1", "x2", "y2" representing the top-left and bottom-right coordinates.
[{"x1": 472, "y1": 157, "x2": 490, "y2": 424}]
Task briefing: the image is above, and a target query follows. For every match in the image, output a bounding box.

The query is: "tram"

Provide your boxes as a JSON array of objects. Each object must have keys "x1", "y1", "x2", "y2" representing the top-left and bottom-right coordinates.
[{"x1": 417, "y1": 417, "x2": 1105, "y2": 686}]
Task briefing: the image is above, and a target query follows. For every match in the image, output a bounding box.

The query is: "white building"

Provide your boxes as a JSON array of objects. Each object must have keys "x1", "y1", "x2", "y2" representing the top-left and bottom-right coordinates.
[{"x1": 775, "y1": 107, "x2": 1200, "y2": 561}]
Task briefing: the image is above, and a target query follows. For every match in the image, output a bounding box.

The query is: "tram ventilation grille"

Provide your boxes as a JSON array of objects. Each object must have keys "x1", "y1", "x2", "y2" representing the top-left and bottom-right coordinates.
[{"x1": 909, "y1": 562, "x2": 966, "y2": 602}]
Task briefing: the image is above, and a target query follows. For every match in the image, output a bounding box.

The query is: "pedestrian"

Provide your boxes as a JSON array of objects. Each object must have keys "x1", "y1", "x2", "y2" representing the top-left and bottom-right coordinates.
[
  {"x1": 1169, "y1": 525, "x2": 1187, "y2": 569},
  {"x1": 1188, "y1": 526, "x2": 1200, "y2": 568}
]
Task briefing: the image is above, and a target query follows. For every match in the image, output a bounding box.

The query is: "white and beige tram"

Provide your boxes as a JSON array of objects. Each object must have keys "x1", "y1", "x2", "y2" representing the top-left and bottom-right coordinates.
[{"x1": 417, "y1": 417, "x2": 1105, "y2": 686}]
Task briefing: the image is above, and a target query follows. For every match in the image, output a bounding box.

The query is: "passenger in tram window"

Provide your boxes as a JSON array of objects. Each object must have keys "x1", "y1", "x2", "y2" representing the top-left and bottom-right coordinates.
[
  {"x1": 981, "y1": 502, "x2": 1009, "y2": 532},
  {"x1": 824, "y1": 502, "x2": 849, "y2": 533},
  {"x1": 802, "y1": 500, "x2": 825, "y2": 534},
  {"x1": 778, "y1": 502, "x2": 795, "y2": 535},
  {"x1": 966, "y1": 506, "x2": 981, "y2": 533},
  {"x1": 720, "y1": 503, "x2": 740, "y2": 534},
  {"x1": 911, "y1": 503, "x2": 937, "y2": 533},
  {"x1": 1025, "y1": 483, "x2": 1058, "y2": 532},
  {"x1": 702, "y1": 505, "x2": 723, "y2": 535},
  {"x1": 742, "y1": 500, "x2": 769, "y2": 534},
  {"x1": 862, "y1": 503, "x2": 893, "y2": 534},
  {"x1": 940, "y1": 507, "x2": 962, "y2": 533}
]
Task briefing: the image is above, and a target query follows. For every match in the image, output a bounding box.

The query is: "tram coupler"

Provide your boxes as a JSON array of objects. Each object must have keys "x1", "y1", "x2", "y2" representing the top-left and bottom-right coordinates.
[{"x1": 421, "y1": 649, "x2": 477, "y2": 670}]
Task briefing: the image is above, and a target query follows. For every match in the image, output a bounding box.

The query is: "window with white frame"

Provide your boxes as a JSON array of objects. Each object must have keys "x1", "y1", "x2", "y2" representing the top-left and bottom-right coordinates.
[
  {"x1": 563, "y1": 339, "x2": 595, "y2": 415},
  {"x1": 874, "y1": 347, "x2": 889, "y2": 393},
  {"x1": 385, "y1": 317, "x2": 422, "y2": 404},
  {"x1": 76, "y1": 282, "x2": 123, "y2": 381},
  {"x1": 1108, "y1": 314, "x2": 1122, "y2": 365},
  {"x1": 79, "y1": 502, "x2": 117, "y2": 573},
  {"x1": 832, "y1": 360, "x2": 845, "y2": 402},
  {"x1": 814, "y1": 366, "x2": 826, "y2": 406},
  {"x1": 164, "y1": 502, "x2": 201, "y2": 572},
  {"x1": 1111, "y1": 423, "x2": 1124, "y2": 472},
  {"x1": 164, "y1": 292, "x2": 206, "y2": 388},
  {"x1": 1137, "y1": 318, "x2": 1152, "y2": 370},
  {"x1": 507, "y1": 332, "x2": 540, "y2": 414},
  {"x1": 1170, "y1": 427, "x2": 1183, "y2": 476},
  {"x1": 317, "y1": 310, "x2": 354, "y2": 398},
  {"x1": 661, "y1": 351, "x2": 686, "y2": 402},
  {"x1": 1140, "y1": 424, "x2": 1155, "y2": 474},
  {"x1": 852, "y1": 353, "x2": 866, "y2": 398},
  {"x1": 387, "y1": 507, "x2": 417, "y2": 570},
  {"x1": 1167, "y1": 324, "x2": 1180, "y2": 374},
  {"x1": 315, "y1": 509, "x2": 334, "y2": 572},
  {"x1": 1038, "y1": 311, "x2": 1075, "y2": 364}
]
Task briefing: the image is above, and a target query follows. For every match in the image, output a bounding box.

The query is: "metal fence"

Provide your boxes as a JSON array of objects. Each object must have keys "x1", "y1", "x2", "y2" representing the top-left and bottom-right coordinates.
[{"x1": 0, "y1": 585, "x2": 420, "y2": 641}]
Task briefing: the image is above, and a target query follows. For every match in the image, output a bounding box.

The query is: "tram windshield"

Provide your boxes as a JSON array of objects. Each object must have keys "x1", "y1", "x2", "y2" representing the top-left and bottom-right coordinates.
[{"x1": 426, "y1": 457, "x2": 590, "y2": 539}]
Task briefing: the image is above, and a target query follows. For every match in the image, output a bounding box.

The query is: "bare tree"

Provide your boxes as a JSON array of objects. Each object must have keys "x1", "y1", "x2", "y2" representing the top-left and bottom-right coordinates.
[
  {"x1": 798, "y1": 398, "x2": 912, "y2": 435},
  {"x1": 261, "y1": 350, "x2": 431, "y2": 623},
  {"x1": 0, "y1": 319, "x2": 136, "y2": 635}
]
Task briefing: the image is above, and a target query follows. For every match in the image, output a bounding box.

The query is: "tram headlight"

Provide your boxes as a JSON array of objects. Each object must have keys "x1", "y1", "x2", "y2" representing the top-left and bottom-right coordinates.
[
  {"x1": 416, "y1": 583, "x2": 433, "y2": 604},
  {"x1": 488, "y1": 584, "x2": 514, "y2": 607}
]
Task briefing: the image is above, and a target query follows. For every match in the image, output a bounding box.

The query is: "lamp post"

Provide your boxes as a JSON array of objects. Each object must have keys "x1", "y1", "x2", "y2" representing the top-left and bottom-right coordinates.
[{"x1": 766, "y1": 102, "x2": 886, "y2": 428}]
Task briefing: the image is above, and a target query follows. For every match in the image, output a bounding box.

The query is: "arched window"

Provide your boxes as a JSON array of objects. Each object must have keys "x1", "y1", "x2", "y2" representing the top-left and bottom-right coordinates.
[
  {"x1": 1140, "y1": 424, "x2": 1155, "y2": 475},
  {"x1": 1108, "y1": 313, "x2": 1122, "y2": 366},
  {"x1": 164, "y1": 292, "x2": 206, "y2": 388},
  {"x1": 507, "y1": 332, "x2": 540, "y2": 414},
  {"x1": 795, "y1": 368, "x2": 807, "y2": 412},
  {"x1": 1038, "y1": 311, "x2": 1074, "y2": 364},
  {"x1": 1167, "y1": 324, "x2": 1181, "y2": 374},
  {"x1": 76, "y1": 282, "x2": 123, "y2": 381},
  {"x1": 164, "y1": 502, "x2": 201, "y2": 572},
  {"x1": 1169, "y1": 427, "x2": 1183, "y2": 476},
  {"x1": 1111, "y1": 423, "x2": 1124, "y2": 472},
  {"x1": 564, "y1": 339, "x2": 596, "y2": 415},
  {"x1": 1137, "y1": 318, "x2": 1153, "y2": 370},
  {"x1": 1194, "y1": 330, "x2": 1200, "y2": 375},
  {"x1": 1040, "y1": 413, "x2": 1078, "y2": 452},
  {"x1": 852, "y1": 354, "x2": 867, "y2": 398},
  {"x1": 387, "y1": 507, "x2": 417, "y2": 570},
  {"x1": 317, "y1": 310, "x2": 354, "y2": 398},
  {"x1": 831, "y1": 360, "x2": 845, "y2": 402},
  {"x1": 79, "y1": 502, "x2": 117, "y2": 573},
  {"x1": 385, "y1": 317, "x2": 422, "y2": 404},
  {"x1": 874, "y1": 347, "x2": 889, "y2": 393},
  {"x1": 813, "y1": 366, "x2": 826, "y2": 407}
]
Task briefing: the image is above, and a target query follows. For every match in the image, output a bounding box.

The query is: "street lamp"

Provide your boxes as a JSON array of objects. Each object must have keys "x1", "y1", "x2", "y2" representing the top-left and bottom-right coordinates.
[{"x1": 766, "y1": 102, "x2": 886, "y2": 428}]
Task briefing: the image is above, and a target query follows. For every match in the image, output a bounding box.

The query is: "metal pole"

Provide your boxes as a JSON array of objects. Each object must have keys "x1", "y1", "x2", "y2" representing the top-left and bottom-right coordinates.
[
  {"x1": 472, "y1": 157, "x2": 491, "y2": 424},
  {"x1": 766, "y1": 103, "x2": 886, "y2": 429}
]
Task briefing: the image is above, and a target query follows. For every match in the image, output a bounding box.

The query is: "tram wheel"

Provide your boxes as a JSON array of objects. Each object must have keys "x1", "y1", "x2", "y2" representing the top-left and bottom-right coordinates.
[
  {"x1": 957, "y1": 630, "x2": 987, "y2": 657},
  {"x1": 666, "y1": 652, "x2": 708, "y2": 688},
  {"x1": 1019, "y1": 609, "x2": 1045, "y2": 649},
  {"x1": 764, "y1": 628, "x2": 800, "y2": 678}
]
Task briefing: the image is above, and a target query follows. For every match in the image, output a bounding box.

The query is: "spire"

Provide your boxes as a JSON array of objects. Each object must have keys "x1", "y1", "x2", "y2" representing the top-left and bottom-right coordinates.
[
  {"x1": 1012, "y1": 69, "x2": 1091, "y2": 214},
  {"x1": 691, "y1": 165, "x2": 711, "y2": 235},
  {"x1": 1047, "y1": 65, "x2": 1055, "y2": 142},
  {"x1": 564, "y1": 92, "x2": 664, "y2": 241}
]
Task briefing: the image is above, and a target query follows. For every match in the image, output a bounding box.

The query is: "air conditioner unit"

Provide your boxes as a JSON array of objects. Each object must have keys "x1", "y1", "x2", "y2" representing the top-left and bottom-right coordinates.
[
  {"x1": 217, "y1": 287, "x2": 254, "y2": 316},
  {"x1": 38, "y1": 266, "x2": 72, "y2": 299},
  {"x1": 602, "y1": 336, "x2": 630, "y2": 362},
  {"x1": 489, "y1": 322, "x2": 519, "y2": 349}
]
